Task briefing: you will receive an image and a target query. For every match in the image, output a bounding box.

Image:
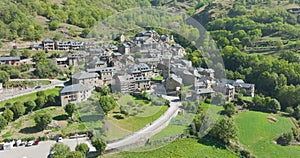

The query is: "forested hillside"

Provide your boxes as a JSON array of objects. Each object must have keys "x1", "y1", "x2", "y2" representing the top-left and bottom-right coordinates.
[
  {"x1": 0, "y1": 0, "x2": 205, "y2": 44},
  {"x1": 186, "y1": 0, "x2": 300, "y2": 114}
]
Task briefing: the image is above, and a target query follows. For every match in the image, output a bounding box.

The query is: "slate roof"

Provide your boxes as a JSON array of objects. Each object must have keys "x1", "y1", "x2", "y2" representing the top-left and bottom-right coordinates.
[
  {"x1": 0, "y1": 56, "x2": 21, "y2": 61},
  {"x1": 195, "y1": 88, "x2": 215, "y2": 94},
  {"x1": 72, "y1": 71, "x2": 99, "y2": 80},
  {"x1": 169, "y1": 74, "x2": 182, "y2": 84},
  {"x1": 60, "y1": 83, "x2": 92, "y2": 93}
]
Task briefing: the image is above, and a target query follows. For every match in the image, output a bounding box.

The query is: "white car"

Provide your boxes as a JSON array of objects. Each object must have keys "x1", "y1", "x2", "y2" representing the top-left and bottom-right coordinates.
[
  {"x1": 26, "y1": 141, "x2": 34, "y2": 147},
  {"x1": 57, "y1": 137, "x2": 63, "y2": 143}
]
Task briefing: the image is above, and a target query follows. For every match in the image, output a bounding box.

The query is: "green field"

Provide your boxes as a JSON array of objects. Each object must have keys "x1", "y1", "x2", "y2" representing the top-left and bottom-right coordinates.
[
  {"x1": 235, "y1": 111, "x2": 300, "y2": 158},
  {"x1": 0, "y1": 88, "x2": 61, "y2": 108},
  {"x1": 106, "y1": 94, "x2": 168, "y2": 141},
  {"x1": 105, "y1": 138, "x2": 238, "y2": 158},
  {"x1": 149, "y1": 125, "x2": 187, "y2": 142}
]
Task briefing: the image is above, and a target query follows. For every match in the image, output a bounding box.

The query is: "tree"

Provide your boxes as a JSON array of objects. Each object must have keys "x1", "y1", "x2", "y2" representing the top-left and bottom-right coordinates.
[
  {"x1": 209, "y1": 117, "x2": 238, "y2": 144},
  {"x1": 286, "y1": 106, "x2": 294, "y2": 116},
  {"x1": 49, "y1": 20, "x2": 60, "y2": 31},
  {"x1": 35, "y1": 96, "x2": 46, "y2": 109},
  {"x1": 22, "y1": 49, "x2": 31, "y2": 58},
  {"x1": 75, "y1": 143, "x2": 89, "y2": 155},
  {"x1": 11, "y1": 101, "x2": 25, "y2": 119},
  {"x1": 64, "y1": 103, "x2": 76, "y2": 117},
  {"x1": 50, "y1": 143, "x2": 70, "y2": 158},
  {"x1": 24, "y1": 100, "x2": 36, "y2": 112},
  {"x1": 294, "y1": 105, "x2": 300, "y2": 119},
  {"x1": 0, "y1": 71, "x2": 9, "y2": 84},
  {"x1": 279, "y1": 50, "x2": 299, "y2": 63},
  {"x1": 91, "y1": 138, "x2": 106, "y2": 155},
  {"x1": 47, "y1": 94, "x2": 57, "y2": 105},
  {"x1": 66, "y1": 151, "x2": 85, "y2": 158},
  {"x1": 211, "y1": 92, "x2": 225, "y2": 105},
  {"x1": 80, "y1": 28, "x2": 90, "y2": 38},
  {"x1": 277, "y1": 132, "x2": 293, "y2": 146},
  {"x1": 266, "y1": 98, "x2": 281, "y2": 113},
  {"x1": 179, "y1": 91, "x2": 186, "y2": 101},
  {"x1": 10, "y1": 49, "x2": 18, "y2": 56},
  {"x1": 32, "y1": 51, "x2": 47, "y2": 63},
  {"x1": 98, "y1": 96, "x2": 117, "y2": 114},
  {"x1": 0, "y1": 115, "x2": 7, "y2": 130},
  {"x1": 34, "y1": 113, "x2": 52, "y2": 130},
  {"x1": 2, "y1": 108, "x2": 13, "y2": 122},
  {"x1": 223, "y1": 103, "x2": 236, "y2": 117}
]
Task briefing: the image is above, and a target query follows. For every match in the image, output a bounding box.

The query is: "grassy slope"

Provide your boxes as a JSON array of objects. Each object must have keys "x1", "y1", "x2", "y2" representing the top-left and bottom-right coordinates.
[
  {"x1": 235, "y1": 111, "x2": 300, "y2": 158},
  {"x1": 1, "y1": 106, "x2": 86, "y2": 139},
  {"x1": 0, "y1": 88, "x2": 61, "y2": 108},
  {"x1": 108, "y1": 106, "x2": 168, "y2": 132},
  {"x1": 105, "y1": 138, "x2": 238, "y2": 158}
]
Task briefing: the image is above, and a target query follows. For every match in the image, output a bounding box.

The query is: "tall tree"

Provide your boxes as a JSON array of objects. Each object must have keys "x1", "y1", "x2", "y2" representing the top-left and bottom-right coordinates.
[
  {"x1": 0, "y1": 115, "x2": 7, "y2": 130},
  {"x1": 34, "y1": 113, "x2": 52, "y2": 130},
  {"x1": 223, "y1": 103, "x2": 236, "y2": 117},
  {"x1": 24, "y1": 100, "x2": 36, "y2": 112},
  {"x1": 64, "y1": 103, "x2": 76, "y2": 117},
  {"x1": 75, "y1": 143, "x2": 89, "y2": 155},
  {"x1": 2, "y1": 108, "x2": 14, "y2": 122},
  {"x1": 0, "y1": 71, "x2": 9, "y2": 84},
  {"x1": 11, "y1": 101, "x2": 25, "y2": 119},
  {"x1": 91, "y1": 138, "x2": 106, "y2": 155},
  {"x1": 209, "y1": 117, "x2": 238, "y2": 144},
  {"x1": 50, "y1": 143, "x2": 71, "y2": 158}
]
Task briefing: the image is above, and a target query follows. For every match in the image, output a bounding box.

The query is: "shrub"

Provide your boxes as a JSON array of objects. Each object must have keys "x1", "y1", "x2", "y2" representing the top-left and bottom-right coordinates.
[{"x1": 277, "y1": 132, "x2": 293, "y2": 146}]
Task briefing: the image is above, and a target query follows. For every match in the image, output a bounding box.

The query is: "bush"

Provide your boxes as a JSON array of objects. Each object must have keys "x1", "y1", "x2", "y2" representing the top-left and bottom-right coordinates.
[
  {"x1": 120, "y1": 106, "x2": 129, "y2": 116},
  {"x1": 204, "y1": 98, "x2": 211, "y2": 104},
  {"x1": 277, "y1": 132, "x2": 293, "y2": 146},
  {"x1": 75, "y1": 143, "x2": 89, "y2": 154}
]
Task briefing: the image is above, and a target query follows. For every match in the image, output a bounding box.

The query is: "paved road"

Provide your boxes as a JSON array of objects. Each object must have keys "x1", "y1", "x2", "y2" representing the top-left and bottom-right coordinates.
[
  {"x1": 106, "y1": 95, "x2": 180, "y2": 151},
  {"x1": 0, "y1": 79, "x2": 65, "y2": 102},
  {"x1": 0, "y1": 138, "x2": 95, "y2": 158}
]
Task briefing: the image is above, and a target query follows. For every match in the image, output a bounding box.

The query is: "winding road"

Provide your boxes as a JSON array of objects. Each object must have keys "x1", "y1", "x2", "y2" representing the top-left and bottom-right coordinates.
[{"x1": 106, "y1": 95, "x2": 180, "y2": 152}]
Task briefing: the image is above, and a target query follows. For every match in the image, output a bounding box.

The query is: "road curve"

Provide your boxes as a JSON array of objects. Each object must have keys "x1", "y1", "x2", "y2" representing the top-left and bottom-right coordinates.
[{"x1": 106, "y1": 95, "x2": 180, "y2": 151}]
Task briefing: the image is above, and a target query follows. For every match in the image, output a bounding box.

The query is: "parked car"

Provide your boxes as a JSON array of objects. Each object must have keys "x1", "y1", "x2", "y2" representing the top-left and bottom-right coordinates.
[
  {"x1": 19, "y1": 141, "x2": 27, "y2": 146},
  {"x1": 33, "y1": 140, "x2": 39, "y2": 145},
  {"x1": 56, "y1": 137, "x2": 63, "y2": 143},
  {"x1": 25, "y1": 141, "x2": 34, "y2": 147}
]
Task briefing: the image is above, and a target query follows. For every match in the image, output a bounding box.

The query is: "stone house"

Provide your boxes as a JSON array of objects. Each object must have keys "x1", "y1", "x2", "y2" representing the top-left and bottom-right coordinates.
[
  {"x1": 113, "y1": 74, "x2": 135, "y2": 94},
  {"x1": 60, "y1": 83, "x2": 93, "y2": 106},
  {"x1": 0, "y1": 56, "x2": 21, "y2": 66},
  {"x1": 213, "y1": 83, "x2": 235, "y2": 101},
  {"x1": 42, "y1": 38, "x2": 55, "y2": 50},
  {"x1": 165, "y1": 74, "x2": 182, "y2": 95},
  {"x1": 72, "y1": 71, "x2": 100, "y2": 87}
]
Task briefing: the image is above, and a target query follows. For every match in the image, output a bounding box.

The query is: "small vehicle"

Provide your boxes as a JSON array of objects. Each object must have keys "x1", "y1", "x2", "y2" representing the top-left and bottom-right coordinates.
[
  {"x1": 20, "y1": 141, "x2": 27, "y2": 146},
  {"x1": 56, "y1": 137, "x2": 63, "y2": 143},
  {"x1": 33, "y1": 140, "x2": 39, "y2": 145},
  {"x1": 26, "y1": 141, "x2": 34, "y2": 147},
  {"x1": 35, "y1": 85, "x2": 41, "y2": 89}
]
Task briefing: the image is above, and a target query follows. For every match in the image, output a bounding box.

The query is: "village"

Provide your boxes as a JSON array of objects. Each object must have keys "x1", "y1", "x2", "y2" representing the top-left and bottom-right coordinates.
[
  {"x1": 0, "y1": 30, "x2": 255, "y2": 107},
  {"x1": 0, "y1": 30, "x2": 256, "y2": 156}
]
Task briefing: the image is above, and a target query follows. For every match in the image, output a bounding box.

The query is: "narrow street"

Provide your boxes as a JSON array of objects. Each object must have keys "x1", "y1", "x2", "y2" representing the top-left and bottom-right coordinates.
[{"x1": 0, "y1": 79, "x2": 65, "y2": 102}]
